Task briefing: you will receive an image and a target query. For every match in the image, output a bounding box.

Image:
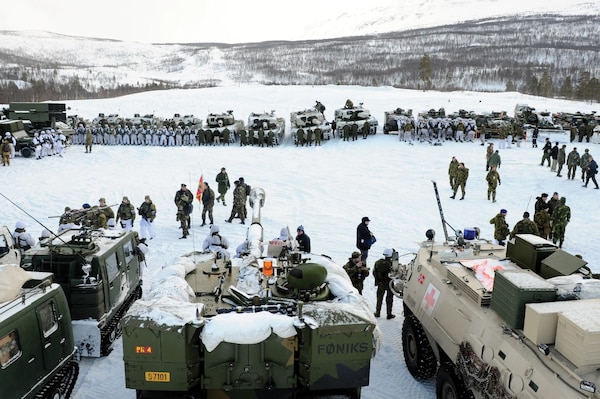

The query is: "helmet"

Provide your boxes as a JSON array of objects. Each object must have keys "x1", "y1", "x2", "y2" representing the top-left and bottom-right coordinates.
[
  {"x1": 383, "y1": 248, "x2": 393, "y2": 258},
  {"x1": 15, "y1": 221, "x2": 26, "y2": 230}
]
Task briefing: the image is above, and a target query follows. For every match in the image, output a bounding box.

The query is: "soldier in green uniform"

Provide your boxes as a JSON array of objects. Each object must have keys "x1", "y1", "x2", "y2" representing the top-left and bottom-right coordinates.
[
  {"x1": 451, "y1": 162, "x2": 469, "y2": 200},
  {"x1": 215, "y1": 167, "x2": 230, "y2": 206},
  {"x1": 342, "y1": 124, "x2": 350, "y2": 142},
  {"x1": 201, "y1": 182, "x2": 215, "y2": 226},
  {"x1": 580, "y1": 148, "x2": 592, "y2": 182},
  {"x1": 296, "y1": 128, "x2": 305, "y2": 146},
  {"x1": 222, "y1": 128, "x2": 230, "y2": 146},
  {"x1": 225, "y1": 180, "x2": 246, "y2": 224},
  {"x1": 362, "y1": 121, "x2": 370, "y2": 139},
  {"x1": 98, "y1": 197, "x2": 115, "y2": 228},
  {"x1": 551, "y1": 197, "x2": 570, "y2": 248},
  {"x1": 116, "y1": 196, "x2": 136, "y2": 231},
  {"x1": 556, "y1": 144, "x2": 567, "y2": 177},
  {"x1": 510, "y1": 212, "x2": 539, "y2": 239},
  {"x1": 567, "y1": 147, "x2": 580, "y2": 180},
  {"x1": 373, "y1": 248, "x2": 395, "y2": 319},
  {"x1": 343, "y1": 251, "x2": 370, "y2": 295},
  {"x1": 486, "y1": 166, "x2": 501, "y2": 202},
  {"x1": 351, "y1": 122, "x2": 359, "y2": 141},
  {"x1": 534, "y1": 204, "x2": 551, "y2": 240},
  {"x1": 314, "y1": 126, "x2": 322, "y2": 146},
  {"x1": 174, "y1": 184, "x2": 193, "y2": 239},
  {"x1": 489, "y1": 209, "x2": 509, "y2": 246},
  {"x1": 448, "y1": 156, "x2": 459, "y2": 188},
  {"x1": 239, "y1": 128, "x2": 247, "y2": 146}
]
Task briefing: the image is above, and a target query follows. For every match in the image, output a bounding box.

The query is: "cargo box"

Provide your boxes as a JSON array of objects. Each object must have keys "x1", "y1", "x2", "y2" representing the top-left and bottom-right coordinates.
[
  {"x1": 556, "y1": 309, "x2": 600, "y2": 368},
  {"x1": 490, "y1": 269, "x2": 556, "y2": 329},
  {"x1": 539, "y1": 249, "x2": 588, "y2": 279},
  {"x1": 506, "y1": 234, "x2": 557, "y2": 273}
]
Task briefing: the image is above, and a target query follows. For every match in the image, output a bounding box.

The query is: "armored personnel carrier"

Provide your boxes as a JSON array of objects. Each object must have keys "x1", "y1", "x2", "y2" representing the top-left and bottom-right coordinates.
[
  {"x1": 21, "y1": 225, "x2": 143, "y2": 357},
  {"x1": 334, "y1": 100, "x2": 378, "y2": 136},
  {"x1": 0, "y1": 265, "x2": 79, "y2": 399},
  {"x1": 247, "y1": 110, "x2": 285, "y2": 145},
  {"x1": 392, "y1": 182, "x2": 600, "y2": 399},
  {"x1": 290, "y1": 102, "x2": 333, "y2": 144},
  {"x1": 122, "y1": 187, "x2": 379, "y2": 399},
  {"x1": 205, "y1": 111, "x2": 243, "y2": 143}
]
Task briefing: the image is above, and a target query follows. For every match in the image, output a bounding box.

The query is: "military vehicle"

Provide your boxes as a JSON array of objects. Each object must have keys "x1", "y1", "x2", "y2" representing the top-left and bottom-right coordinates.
[
  {"x1": 205, "y1": 111, "x2": 244, "y2": 143},
  {"x1": 334, "y1": 100, "x2": 378, "y2": 136},
  {"x1": 383, "y1": 108, "x2": 413, "y2": 134},
  {"x1": 0, "y1": 119, "x2": 36, "y2": 157},
  {"x1": 247, "y1": 110, "x2": 286, "y2": 145},
  {"x1": 391, "y1": 181, "x2": 600, "y2": 399},
  {"x1": 122, "y1": 187, "x2": 379, "y2": 399},
  {"x1": 21, "y1": 223, "x2": 144, "y2": 357},
  {"x1": 0, "y1": 265, "x2": 79, "y2": 399},
  {"x1": 0, "y1": 225, "x2": 21, "y2": 266},
  {"x1": 290, "y1": 101, "x2": 333, "y2": 144},
  {"x1": 8, "y1": 102, "x2": 68, "y2": 130}
]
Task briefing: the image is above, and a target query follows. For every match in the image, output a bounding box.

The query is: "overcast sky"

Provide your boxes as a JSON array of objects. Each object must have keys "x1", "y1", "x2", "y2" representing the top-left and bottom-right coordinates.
[{"x1": 2, "y1": 0, "x2": 346, "y2": 44}]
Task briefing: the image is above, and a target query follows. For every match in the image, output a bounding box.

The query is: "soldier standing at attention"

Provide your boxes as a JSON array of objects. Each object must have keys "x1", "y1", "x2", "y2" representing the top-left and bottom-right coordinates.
[
  {"x1": 373, "y1": 248, "x2": 395, "y2": 320},
  {"x1": 551, "y1": 197, "x2": 570, "y2": 248},
  {"x1": 201, "y1": 182, "x2": 215, "y2": 226},
  {"x1": 450, "y1": 162, "x2": 469, "y2": 200},
  {"x1": 115, "y1": 196, "x2": 136, "y2": 231},
  {"x1": 175, "y1": 184, "x2": 194, "y2": 239},
  {"x1": 448, "y1": 156, "x2": 459, "y2": 188},
  {"x1": 138, "y1": 195, "x2": 156, "y2": 240},
  {"x1": 486, "y1": 166, "x2": 501, "y2": 203},
  {"x1": 489, "y1": 209, "x2": 509, "y2": 246},
  {"x1": 215, "y1": 167, "x2": 230, "y2": 206},
  {"x1": 510, "y1": 212, "x2": 539, "y2": 238},
  {"x1": 343, "y1": 251, "x2": 370, "y2": 295}
]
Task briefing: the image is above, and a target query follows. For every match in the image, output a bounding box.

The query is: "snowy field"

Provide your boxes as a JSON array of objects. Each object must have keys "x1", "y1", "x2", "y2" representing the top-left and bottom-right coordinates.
[{"x1": 2, "y1": 85, "x2": 600, "y2": 399}]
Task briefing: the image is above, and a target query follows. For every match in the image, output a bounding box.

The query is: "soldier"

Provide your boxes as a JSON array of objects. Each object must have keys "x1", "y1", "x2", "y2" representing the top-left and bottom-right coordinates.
[
  {"x1": 225, "y1": 180, "x2": 246, "y2": 224},
  {"x1": 362, "y1": 121, "x2": 370, "y2": 139},
  {"x1": 488, "y1": 149, "x2": 501, "y2": 170},
  {"x1": 550, "y1": 142, "x2": 559, "y2": 172},
  {"x1": 373, "y1": 248, "x2": 395, "y2": 319},
  {"x1": 314, "y1": 126, "x2": 322, "y2": 146},
  {"x1": 175, "y1": 183, "x2": 194, "y2": 239},
  {"x1": 215, "y1": 167, "x2": 230, "y2": 206},
  {"x1": 534, "y1": 193, "x2": 549, "y2": 213},
  {"x1": 296, "y1": 128, "x2": 305, "y2": 146},
  {"x1": 356, "y1": 216, "x2": 375, "y2": 263},
  {"x1": 540, "y1": 138, "x2": 552, "y2": 167},
  {"x1": 202, "y1": 225, "x2": 231, "y2": 261},
  {"x1": 201, "y1": 182, "x2": 215, "y2": 226},
  {"x1": 485, "y1": 143, "x2": 494, "y2": 171},
  {"x1": 448, "y1": 156, "x2": 459, "y2": 188},
  {"x1": 351, "y1": 122, "x2": 358, "y2": 141},
  {"x1": 98, "y1": 197, "x2": 115, "y2": 228},
  {"x1": 534, "y1": 204, "x2": 551, "y2": 239},
  {"x1": 12, "y1": 221, "x2": 36, "y2": 254},
  {"x1": 510, "y1": 212, "x2": 539, "y2": 239},
  {"x1": 486, "y1": 166, "x2": 501, "y2": 202},
  {"x1": 551, "y1": 197, "x2": 570, "y2": 248},
  {"x1": 532, "y1": 126, "x2": 539, "y2": 147},
  {"x1": 556, "y1": 144, "x2": 567, "y2": 177},
  {"x1": 138, "y1": 195, "x2": 156, "y2": 240},
  {"x1": 342, "y1": 124, "x2": 350, "y2": 142},
  {"x1": 567, "y1": 147, "x2": 581, "y2": 180},
  {"x1": 582, "y1": 155, "x2": 599, "y2": 189},
  {"x1": 580, "y1": 148, "x2": 592, "y2": 182},
  {"x1": 2, "y1": 136, "x2": 12, "y2": 166},
  {"x1": 450, "y1": 162, "x2": 469, "y2": 200},
  {"x1": 343, "y1": 251, "x2": 370, "y2": 295},
  {"x1": 489, "y1": 209, "x2": 509, "y2": 246},
  {"x1": 295, "y1": 225, "x2": 311, "y2": 253},
  {"x1": 239, "y1": 177, "x2": 250, "y2": 220},
  {"x1": 115, "y1": 196, "x2": 136, "y2": 231},
  {"x1": 85, "y1": 127, "x2": 93, "y2": 153},
  {"x1": 238, "y1": 128, "x2": 246, "y2": 146}
]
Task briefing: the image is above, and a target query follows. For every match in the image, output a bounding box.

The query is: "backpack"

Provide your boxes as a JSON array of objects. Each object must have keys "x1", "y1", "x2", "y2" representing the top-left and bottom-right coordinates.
[{"x1": 2, "y1": 141, "x2": 10, "y2": 152}]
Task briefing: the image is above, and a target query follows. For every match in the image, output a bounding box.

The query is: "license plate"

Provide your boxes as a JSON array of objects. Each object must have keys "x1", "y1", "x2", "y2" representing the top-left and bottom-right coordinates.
[{"x1": 145, "y1": 371, "x2": 170, "y2": 382}]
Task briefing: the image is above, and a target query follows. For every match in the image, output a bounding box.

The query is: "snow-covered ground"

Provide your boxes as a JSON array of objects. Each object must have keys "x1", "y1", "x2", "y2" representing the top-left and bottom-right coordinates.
[{"x1": 2, "y1": 85, "x2": 600, "y2": 399}]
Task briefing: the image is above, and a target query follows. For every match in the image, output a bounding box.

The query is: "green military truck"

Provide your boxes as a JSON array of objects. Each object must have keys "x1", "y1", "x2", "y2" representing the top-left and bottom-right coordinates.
[
  {"x1": 0, "y1": 119, "x2": 36, "y2": 157},
  {"x1": 9, "y1": 102, "x2": 67, "y2": 129}
]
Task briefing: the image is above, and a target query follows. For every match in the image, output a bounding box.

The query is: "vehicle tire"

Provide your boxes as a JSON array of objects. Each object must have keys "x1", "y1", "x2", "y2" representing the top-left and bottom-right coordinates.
[
  {"x1": 436, "y1": 362, "x2": 473, "y2": 399},
  {"x1": 48, "y1": 387, "x2": 64, "y2": 399},
  {"x1": 20, "y1": 146, "x2": 33, "y2": 158},
  {"x1": 402, "y1": 313, "x2": 438, "y2": 380}
]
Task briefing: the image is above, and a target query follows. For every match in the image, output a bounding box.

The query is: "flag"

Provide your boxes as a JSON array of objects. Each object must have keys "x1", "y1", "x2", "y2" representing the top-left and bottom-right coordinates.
[{"x1": 196, "y1": 174, "x2": 204, "y2": 203}]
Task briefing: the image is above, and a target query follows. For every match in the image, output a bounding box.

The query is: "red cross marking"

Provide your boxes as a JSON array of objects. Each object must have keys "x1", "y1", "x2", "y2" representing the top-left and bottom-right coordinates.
[{"x1": 423, "y1": 285, "x2": 439, "y2": 312}]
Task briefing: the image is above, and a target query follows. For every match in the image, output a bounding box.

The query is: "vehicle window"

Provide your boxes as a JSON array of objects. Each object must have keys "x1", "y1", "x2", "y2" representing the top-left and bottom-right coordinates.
[
  {"x1": 105, "y1": 252, "x2": 120, "y2": 280},
  {"x1": 123, "y1": 240, "x2": 134, "y2": 263},
  {"x1": 38, "y1": 302, "x2": 58, "y2": 338},
  {"x1": 0, "y1": 235, "x2": 8, "y2": 257},
  {"x1": 0, "y1": 330, "x2": 22, "y2": 368}
]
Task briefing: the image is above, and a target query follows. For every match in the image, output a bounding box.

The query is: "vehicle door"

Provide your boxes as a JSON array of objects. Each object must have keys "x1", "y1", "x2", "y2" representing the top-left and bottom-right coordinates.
[
  {"x1": 0, "y1": 226, "x2": 20, "y2": 266},
  {"x1": 104, "y1": 251, "x2": 125, "y2": 309},
  {"x1": 37, "y1": 299, "x2": 63, "y2": 371}
]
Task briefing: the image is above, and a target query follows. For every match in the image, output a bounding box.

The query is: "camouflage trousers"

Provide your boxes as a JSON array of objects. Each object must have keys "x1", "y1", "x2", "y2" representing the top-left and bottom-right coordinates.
[{"x1": 177, "y1": 212, "x2": 191, "y2": 236}]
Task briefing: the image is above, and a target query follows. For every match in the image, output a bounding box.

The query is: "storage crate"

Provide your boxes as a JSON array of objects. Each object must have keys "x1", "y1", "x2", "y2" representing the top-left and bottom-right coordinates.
[
  {"x1": 524, "y1": 299, "x2": 600, "y2": 345},
  {"x1": 506, "y1": 234, "x2": 557, "y2": 273},
  {"x1": 555, "y1": 309, "x2": 600, "y2": 368},
  {"x1": 540, "y1": 249, "x2": 588, "y2": 279},
  {"x1": 490, "y1": 269, "x2": 556, "y2": 329}
]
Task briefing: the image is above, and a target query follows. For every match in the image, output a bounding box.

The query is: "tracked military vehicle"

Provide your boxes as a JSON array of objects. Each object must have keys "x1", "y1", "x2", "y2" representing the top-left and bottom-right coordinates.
[
  {"x1": 21, "y1": 225, "x2": 143, "y2": 357},
  {"x1": 383, "y1": 108, "x2": 413, "y2": 134},
  {"x1": 334, "y1": 100, "x2": 378, "y2": 136},
  {"x1": 392, "y1": 181, "x2": 600, "y2": 399},
  {"x1": 205, "y1": 111, "x2": 243, "y2": 143},
  {"x1": 290, "y1": 102, "x2": 332, "y2": 144},
  {"x1": 247, "y1": 110, "x2": 285, "y2": 145},
  {"x1": 122, "y1": 187, "x2": 380, "y2": 399},
  {"x1": 0, "y1": 265, "x2": 79, "y2": 399}
]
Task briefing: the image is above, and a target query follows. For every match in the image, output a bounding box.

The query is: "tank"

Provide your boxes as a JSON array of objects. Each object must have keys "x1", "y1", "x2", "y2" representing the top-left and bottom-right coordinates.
[
  {"x1": 0, "y1": 225, "x2": 21, "y2": 266},
  {"x1": 393, "y1": 181, "x2": 600, "y2": 399},
  {"x1": 205, "y1": 111, "x2": 244, "y2": 143},
  {"x1": 0, "y1": 265, "x2": 79, "y2": 399},
  {"x1": 290, "y1": 101, "x2": 332, "y2": 144},
  {"x1": 21, "y1": 223, "x2": 144, "y2": 357},
  {"x1": 247, "y1": 110, "x2": 285, "y2": 145},
  {"x1": 334, "y1": 100, "x2": 378, "y2": 136},
  {"x1": 122, "y1": 187, "x2": 380, "y2": 399},
  {"x1": 383, "y1": 108, "x2": 413, "y2": 134}
]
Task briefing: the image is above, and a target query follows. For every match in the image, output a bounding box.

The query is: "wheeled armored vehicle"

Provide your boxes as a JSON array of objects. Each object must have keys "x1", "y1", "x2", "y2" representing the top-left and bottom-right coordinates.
[
  {"x1": 392, "y1": 182, "x2": 600, "y2": 398},
  {"x1": 0, "y1": 265, "x2": 79, "y2": 399},
  {"x1": 290, "y1": 102, "x2": 332, "y2": 144},
  {"x1": 122, "y1": 187, "x2": 380, "y2": 399},
  {"x1": 334, "y1": 100, "x2": 378, "y2": 136},
  {"x1": 22, "y1": 226, "x2": 143, "y2": 357}
]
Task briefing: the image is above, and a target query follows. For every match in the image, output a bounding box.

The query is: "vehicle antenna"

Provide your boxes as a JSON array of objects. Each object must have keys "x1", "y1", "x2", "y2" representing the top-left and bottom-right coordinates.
[
  {"x1": 525, "y1": 195, "x2": 532, "y2": 212},
  {"x1": 432, "y1": 180, "x2": 457, "y2": 244},
  {"x1": 0, "y1": 191, "x2": 57, "y2": 236}
]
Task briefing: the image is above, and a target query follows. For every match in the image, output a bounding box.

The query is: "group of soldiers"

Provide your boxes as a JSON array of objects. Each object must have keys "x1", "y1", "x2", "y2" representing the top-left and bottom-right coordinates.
[
  {"x1": 540, "y1": 141, "x2": 599, "y2": 189},
  {"x1": 31, "y1": 129, "x2": 68, "y2": 159}
]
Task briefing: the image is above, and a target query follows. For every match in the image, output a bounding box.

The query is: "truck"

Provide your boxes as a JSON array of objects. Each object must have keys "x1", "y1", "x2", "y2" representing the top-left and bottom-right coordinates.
[
  {"x1": 0, "y1": 119, "x2": 36, "y2": 158},
  {"x1": 9, "y1": 102, "x2": 68, "y2": 130},
  {"x1": 21, "y1": 224, "x2": 143, "y2": 357},
  {"x1": 122, "y1": 187, "x2": 379, "y2": 398},
  {"x1": 0, "y1": 265, "x2": 79, "y2": 399},
  {"x1": 393, "y1": 181, "x2": 600, "y2": 399}
]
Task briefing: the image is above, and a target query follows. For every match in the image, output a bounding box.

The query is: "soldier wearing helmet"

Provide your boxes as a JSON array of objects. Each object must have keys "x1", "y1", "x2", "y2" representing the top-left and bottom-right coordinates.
[{"x1": 373, "y1": 248, "x2": 395, "y2": 319}]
